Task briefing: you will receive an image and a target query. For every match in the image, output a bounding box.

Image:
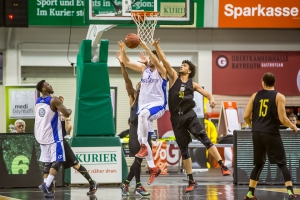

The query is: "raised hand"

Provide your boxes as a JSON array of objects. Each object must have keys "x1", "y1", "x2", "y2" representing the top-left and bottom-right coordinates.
[
  {"x1": 118, "y1": 40, "x2": 126, "y2": 51},
  {"x1": 152, "y1": 38, "x2": 160, "y2": 47},
  {"x1": 138, "y1": 52, "x2": 148, "y2": 64},
  {"x1": 139, "y1": 40, "x2": 149, "y2": 50},
  {"x1": 116, "y1": 52, "x2": 123, "y2": 63}
]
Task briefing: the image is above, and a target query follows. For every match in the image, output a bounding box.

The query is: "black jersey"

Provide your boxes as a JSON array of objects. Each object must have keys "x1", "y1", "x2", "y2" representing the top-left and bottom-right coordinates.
[
  {"x1": 168, "y1": 76, "x2": 195, "y2": 115},
  {"x1": 252, "y1": 90, "x2": 280, "y2": 134},
  {"x1": 129, "y1": 93, "x2": 139, "y2": 125}
]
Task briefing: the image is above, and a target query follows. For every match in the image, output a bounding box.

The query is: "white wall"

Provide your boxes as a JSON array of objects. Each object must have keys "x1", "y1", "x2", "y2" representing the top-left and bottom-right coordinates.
[{"x1": 1, "y1": 27, "x2": 300, "y2": 132}]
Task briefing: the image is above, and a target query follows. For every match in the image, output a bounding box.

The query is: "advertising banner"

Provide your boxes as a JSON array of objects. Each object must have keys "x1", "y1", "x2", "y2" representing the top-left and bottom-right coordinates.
[
  {"x1": 70, "y1": 147, "x2": 122, "y2": 183},
  {"x1": 212, "y1": 51, "x2": 300, "y2": 95},
  {"x1": 5, "y1": 85, "x2": 38, "y2": 133},
  {"x1": 218, "y1": 0, "x2": 300, "y2": 28},
  {"x1": 152, "y1": 141, "x2": 168, "y2": 174},
  {"x1": 0, "y1": 134, "x2": 63, "y2": 188}
]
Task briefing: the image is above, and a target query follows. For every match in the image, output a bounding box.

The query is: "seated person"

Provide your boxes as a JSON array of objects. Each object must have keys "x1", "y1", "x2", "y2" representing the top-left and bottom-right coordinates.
[
  {"x1": 286, "y1": 114, "x2": 300, "y2": 130},
  {"x1": 14, "y1": 119, "x2": 26, "y2": 133}
]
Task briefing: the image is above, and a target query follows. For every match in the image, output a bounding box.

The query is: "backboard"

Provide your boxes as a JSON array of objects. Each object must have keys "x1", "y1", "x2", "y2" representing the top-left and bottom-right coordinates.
[{"x1": 85, "y1": 0, "x2": 194, "y2": 25}]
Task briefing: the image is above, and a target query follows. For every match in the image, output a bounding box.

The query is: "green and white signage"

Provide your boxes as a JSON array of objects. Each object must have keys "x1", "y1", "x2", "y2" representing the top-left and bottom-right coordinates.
[{"x1": 70, "y1": 147, "x2": 122, "y2": 183}]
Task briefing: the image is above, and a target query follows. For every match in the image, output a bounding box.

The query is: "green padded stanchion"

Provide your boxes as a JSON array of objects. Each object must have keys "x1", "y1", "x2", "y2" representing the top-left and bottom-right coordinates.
[{"x1": 65, "y1": 39, "x2": 128, "y2": 184}]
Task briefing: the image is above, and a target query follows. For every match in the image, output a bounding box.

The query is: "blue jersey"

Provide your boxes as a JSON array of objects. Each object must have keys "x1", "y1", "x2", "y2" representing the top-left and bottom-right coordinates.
[{"x1": 34, "y1": 96, "x2": 63, "y2": 144}]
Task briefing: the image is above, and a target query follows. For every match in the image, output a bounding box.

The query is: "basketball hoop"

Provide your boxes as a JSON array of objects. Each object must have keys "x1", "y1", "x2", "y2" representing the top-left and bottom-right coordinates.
[{"x1": 131, "y1": 11, "x2": 160, "y2": 45}]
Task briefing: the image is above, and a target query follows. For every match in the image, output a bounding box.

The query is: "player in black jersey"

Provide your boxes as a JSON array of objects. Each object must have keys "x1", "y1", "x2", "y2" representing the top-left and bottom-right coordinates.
[
  {"x1": 152, "y1": 39, "x2": 231, "y2": 193},
  {"x1": 243, "y1": 72, "x2": 298, "y2": 200},
  {"x1": 117, "y1": 52, "x2": 152, "y2": 196}
]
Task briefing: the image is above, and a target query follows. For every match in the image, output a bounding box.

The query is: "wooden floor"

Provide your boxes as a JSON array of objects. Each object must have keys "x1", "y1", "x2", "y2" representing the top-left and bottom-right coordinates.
[{"x1": 0, "y1": 169, "x2": 298, "y2": 200}]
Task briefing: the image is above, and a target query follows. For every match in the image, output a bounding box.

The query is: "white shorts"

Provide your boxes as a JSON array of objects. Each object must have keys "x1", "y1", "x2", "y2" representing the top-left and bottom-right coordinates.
[
  {"x1": 138, "y1": 103, "x2": 166, "y2": 121},
  {"x1": 39, "y1": 141, "x2": 65, "y2": 162}
]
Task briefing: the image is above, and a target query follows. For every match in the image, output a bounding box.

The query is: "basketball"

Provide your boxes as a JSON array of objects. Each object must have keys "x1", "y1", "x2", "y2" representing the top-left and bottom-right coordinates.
[{"x1": 124, "y1": 33, "x2": 140, "y2": 49}]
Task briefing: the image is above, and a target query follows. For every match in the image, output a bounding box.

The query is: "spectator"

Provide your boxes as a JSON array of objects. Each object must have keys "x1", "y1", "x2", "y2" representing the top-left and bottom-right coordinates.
[
  {"x1": 286, "y1": 114, "x2": 300, "y2": 130},
  {"x1": 14, "y1": 119, "x2": 26, "y2": 133}
]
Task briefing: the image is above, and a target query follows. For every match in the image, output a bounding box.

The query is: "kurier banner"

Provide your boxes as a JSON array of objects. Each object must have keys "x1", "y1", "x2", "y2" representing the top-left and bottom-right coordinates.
[
  {"x1": 218, "y1": 0, "x2": 300, "y2": 28},
  {"x1": 70, "y1": 147, "x2": 122, "y2": 184},
  {"x1": 212, "y1": 51, "x2": 300, "y2": 95}
]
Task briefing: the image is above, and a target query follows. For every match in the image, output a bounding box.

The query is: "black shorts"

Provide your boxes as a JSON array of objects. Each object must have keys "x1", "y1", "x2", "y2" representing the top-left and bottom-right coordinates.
[
  {"x1": 63, "y1": 139, "x2": 79, "y2": 169},
  {"x1": 252, "y1": 131, "x2": 286, "y2": 165},
  {"x1": 170, "y1": 110, "x2": 213, "y2": 149}
]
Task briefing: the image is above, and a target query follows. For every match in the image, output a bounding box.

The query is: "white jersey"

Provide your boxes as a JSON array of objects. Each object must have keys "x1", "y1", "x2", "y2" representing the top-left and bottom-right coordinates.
[
  {"x1": 138, "y1": 67, "x2": 167, "y2": 113},
  {"x1": 34, "y1": 96, "x2": 63, "y2": 144}
]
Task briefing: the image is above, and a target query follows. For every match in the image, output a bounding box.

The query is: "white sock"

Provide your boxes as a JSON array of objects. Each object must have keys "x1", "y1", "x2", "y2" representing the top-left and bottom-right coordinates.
[
  {"x1": 45, "y1": 174, "x2": 54, "y2": 187},
  {"x1": 142, "y1": 137, "x2": 148, "y2": 144},
  {"x1": 147, "y1": 159, "x2": 155, "y2": 168}
]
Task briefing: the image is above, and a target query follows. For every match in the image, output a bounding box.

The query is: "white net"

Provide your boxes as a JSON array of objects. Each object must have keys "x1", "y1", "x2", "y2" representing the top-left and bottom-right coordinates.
[{"x1": 131, "y1": 11, "x2": 159, "y2": 45}]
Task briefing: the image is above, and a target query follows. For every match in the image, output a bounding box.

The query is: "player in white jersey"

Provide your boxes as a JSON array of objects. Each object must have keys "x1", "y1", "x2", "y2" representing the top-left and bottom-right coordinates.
[
  {"x1": 118, "y1": 40, "x2": 167, "y2": 184},
  {"x1": 35, "y1": 80, "x2": 72, "y2": 198}
]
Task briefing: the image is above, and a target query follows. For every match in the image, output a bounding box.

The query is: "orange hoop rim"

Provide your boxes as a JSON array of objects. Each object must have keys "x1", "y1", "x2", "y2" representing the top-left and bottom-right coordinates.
[{"x1": 131, "y1": 11, "x2": 160, "y2": 17}]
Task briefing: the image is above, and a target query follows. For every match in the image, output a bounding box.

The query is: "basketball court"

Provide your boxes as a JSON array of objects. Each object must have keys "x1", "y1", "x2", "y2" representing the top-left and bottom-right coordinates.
[
  {"x1": 1, "y1": 1, "x2": 297, "y2": 200},
  {"x1": 0, "y1": 168, "x2": 299, "y2": 200}
]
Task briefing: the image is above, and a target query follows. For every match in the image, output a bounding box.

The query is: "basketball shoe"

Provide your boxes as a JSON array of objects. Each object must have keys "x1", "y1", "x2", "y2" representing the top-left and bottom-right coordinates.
[
  {"x1": 244, "y1": 195, "x2": 258, "y2": 200},
  {"x1": 221, "y1": 165, "x2": 231, "y2": 176},
  {"x1": 135, "y1": 185, "x2": 150, "y2": 196},
  {"x1": 87, "y1": 180, "x2": 98, "y2": 195},
  {"x1": 120, "y1": 183, "x2": 129, "y2": 196},
  {"x1": 289, "y1": 194, "x2": 298, "y2": 199},
  {"x1": 147, "y1": 167, "x2": 161, "y2": 185},
  {"x1": 185, "y1": 180, "x2": 198, "y2": 193},
  {"x1": 39, "y1": 182, "x2": 54, "y2": 198},
  {"x1": 135, "y1": 144, "x2": 148, "y2": 158}
]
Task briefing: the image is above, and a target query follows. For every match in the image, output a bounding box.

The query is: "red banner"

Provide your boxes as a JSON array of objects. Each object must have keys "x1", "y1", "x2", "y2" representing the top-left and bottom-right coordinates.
[
  {"x1": 212, "y1": 51, "x2": 300, "y2": 95},
  {"x1": 152, "y1": 141, "x2": 168, "y2": 175}
]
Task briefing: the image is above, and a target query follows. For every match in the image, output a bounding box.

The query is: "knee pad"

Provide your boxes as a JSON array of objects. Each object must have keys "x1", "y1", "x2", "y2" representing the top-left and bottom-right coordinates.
[
  {"x1": 179, "y1": 146, "x2": 190, "y2": 160},
  {"x1": 51, "y1": 161, "x2": 62, "y2": 172},
  {"x1": 43, "y1": 162, "x2": 51, "y2": 174}
]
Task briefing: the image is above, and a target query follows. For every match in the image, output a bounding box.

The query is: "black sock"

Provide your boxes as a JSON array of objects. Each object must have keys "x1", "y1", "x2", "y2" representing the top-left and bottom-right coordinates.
[
  {"x1": 136, "y1": 182, "x2": 141, "y2": 188},
  {"x1": 78, "y1": 165, "x2": 94, "y2": 185},
  {"x1": 187, "y1": 174, "x2": 193, "y2": 181},
  {"x1": 218, "y1": 160, "x2": 224, "y2": 167},
  {"x1": 287, "y1": 186, "x2": 294, "y2": 195},
  {"x1": 218, "y1": 160, "x2": 228, "y2": 170}
]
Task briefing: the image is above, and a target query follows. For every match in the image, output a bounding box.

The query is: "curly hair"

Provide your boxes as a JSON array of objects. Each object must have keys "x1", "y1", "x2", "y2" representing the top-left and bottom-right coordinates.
[
  {"x1": 182, "y1": 60, "x2": 196, "y2": 78},
  {"x1": 36, "y1": 80, "x2": 45, "y2": 93}
]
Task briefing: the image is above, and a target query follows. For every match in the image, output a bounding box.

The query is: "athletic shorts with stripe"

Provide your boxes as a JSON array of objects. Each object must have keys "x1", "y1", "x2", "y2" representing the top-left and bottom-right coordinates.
[{"x1": 39, "y1": 140, "x2": 65, "y2": 162}]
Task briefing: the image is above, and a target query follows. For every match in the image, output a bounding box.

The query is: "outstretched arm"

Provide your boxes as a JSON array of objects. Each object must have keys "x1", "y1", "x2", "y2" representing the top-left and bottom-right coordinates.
[
  {"x1": 152, "y1": 39, "x2": 177, "y2": 81},
  {"x1": 139, "y1": 40, "x2": 167, "y2": 79},
  {"x1": 118, "y1": 41, "x2": 146, "y2": 74},
  {"x1": 116, "y1": 52, "x2": 136, "y2": 98},
  {"x1": 193, "y1": 82, "x2": 215, "y2": 108}
]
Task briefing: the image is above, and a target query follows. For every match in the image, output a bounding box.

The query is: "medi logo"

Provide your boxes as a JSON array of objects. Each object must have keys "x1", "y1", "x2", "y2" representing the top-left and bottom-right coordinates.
[{"x1": 218, "y1": 0, "x2": 300, "y2": 28}]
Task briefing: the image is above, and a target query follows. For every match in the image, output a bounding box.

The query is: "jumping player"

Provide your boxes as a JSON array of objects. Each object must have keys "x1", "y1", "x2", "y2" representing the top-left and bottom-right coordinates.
[
  {"x1": 118, "y1": 40, "x2": 167, "y2": 185},
  {"x1": 152, "y1": 39, "x2": 231, "y2": 193}
]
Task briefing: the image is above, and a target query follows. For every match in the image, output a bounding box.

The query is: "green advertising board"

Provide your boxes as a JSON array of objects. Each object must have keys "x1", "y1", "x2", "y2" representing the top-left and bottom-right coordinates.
[{"x1": 29, "y1": 0, "x2": 204, "y2": 27}]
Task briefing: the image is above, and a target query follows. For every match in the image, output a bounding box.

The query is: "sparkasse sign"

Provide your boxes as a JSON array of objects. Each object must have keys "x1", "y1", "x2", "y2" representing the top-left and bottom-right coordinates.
[{"x1": 218, "y1": 0, "x2": 300, "y2": 28}]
